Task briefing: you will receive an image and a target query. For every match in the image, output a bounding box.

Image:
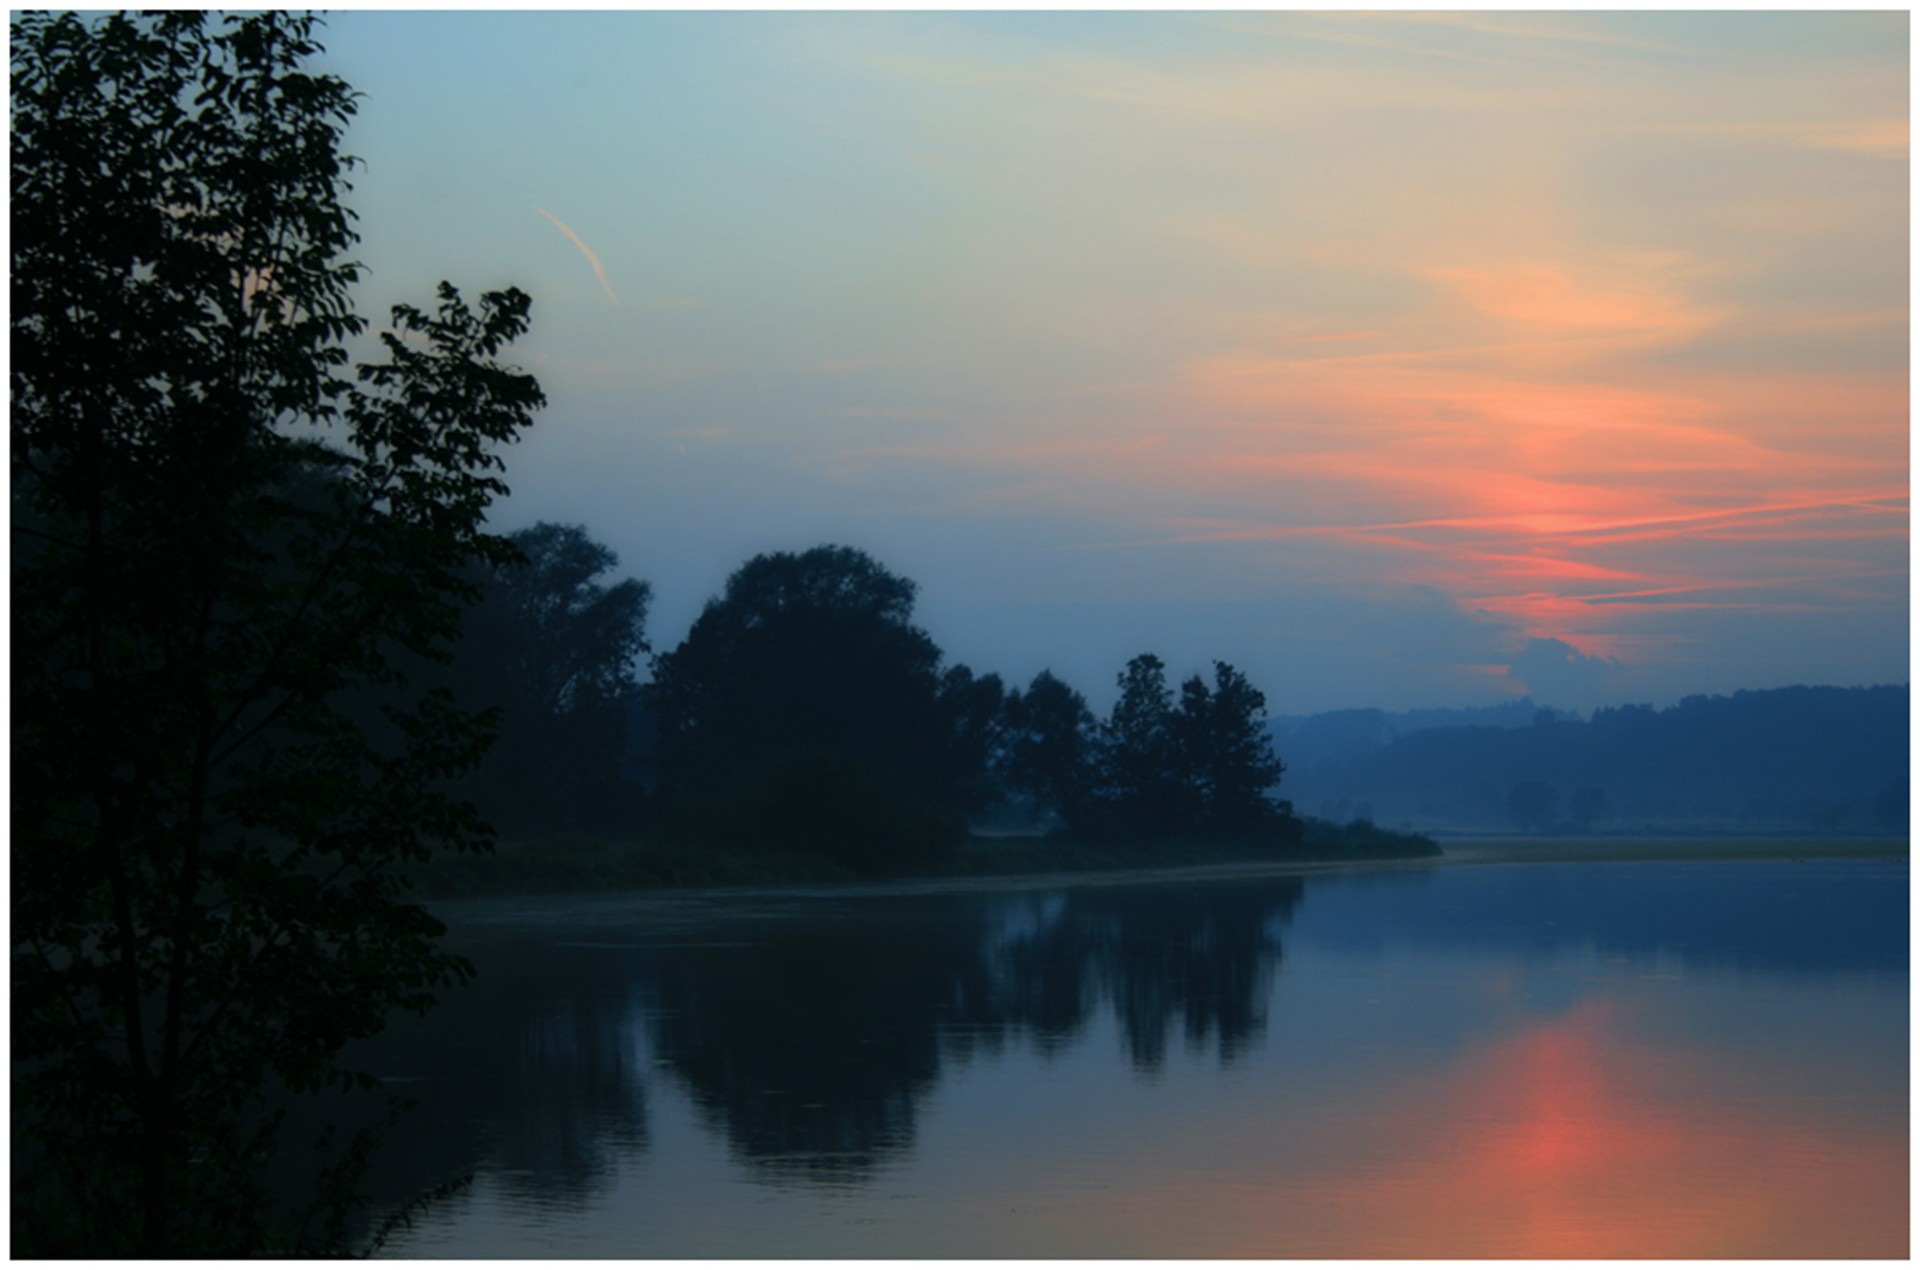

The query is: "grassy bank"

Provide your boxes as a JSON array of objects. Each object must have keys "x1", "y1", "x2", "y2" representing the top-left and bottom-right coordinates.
[{"x1": 405, "y1": 818, "x2": 1439, "y2": 899}]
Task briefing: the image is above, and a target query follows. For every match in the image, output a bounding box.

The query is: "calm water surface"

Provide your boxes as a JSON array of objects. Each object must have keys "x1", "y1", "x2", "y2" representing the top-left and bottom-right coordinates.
[{"x1": 359, "y1": 853, "x2": 1907, "y2": 1258}]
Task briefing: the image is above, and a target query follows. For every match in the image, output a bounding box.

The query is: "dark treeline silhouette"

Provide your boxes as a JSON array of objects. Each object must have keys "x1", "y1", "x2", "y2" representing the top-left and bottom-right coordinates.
[
  {"x1": 446, "y1": 523, "x2": 653, "y2": 834},
  {"x1": 643, "y1": 545, "x2": 1001, "y2": 873},
  {"x1": 1271, "y1": 697, "x2": 1568, "y2": 771},
  {"x1": 1280, "y1": 686, "x2": 1910, "y2": 833},
  {"x1": 458, "y1": 536, "x2": 1311, "y2": 873}
]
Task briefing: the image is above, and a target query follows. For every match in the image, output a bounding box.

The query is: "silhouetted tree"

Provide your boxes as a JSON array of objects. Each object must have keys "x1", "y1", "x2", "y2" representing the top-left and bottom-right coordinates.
[
  {"x1": 939, "y1": 663, "x2": 1009, "y2": 820},
  {"x1": 1096, "y1": 654, "x2": 1201, "y2": 837},
  {"x1": 1090, "y1": 654, "x2": 1296, "y2": 843},
  {"x1": 12, "y1": 12, "x2": 543, "y2": 1255},
  {"x1": 456, "y1": 522, "x2": 651, "y2": 830},
  {"x1": 1000, "y1": 670, "x2": 1099, "y2": 831},
  {"x1": 644, "y1": 545, "x2": 987, "y2": 870},
  {"x1": 1173, "y1": 661, "x2": 1292, "y2": 836}
]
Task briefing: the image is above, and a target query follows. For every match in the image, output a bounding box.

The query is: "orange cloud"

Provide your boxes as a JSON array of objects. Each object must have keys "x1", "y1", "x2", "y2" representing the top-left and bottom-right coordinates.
[
  {"x1": 1791, "y1": 117, "x2": 1908, "y2": 158},
  {"x1": 1423, "y1": 260, "x2": 1718, "y2": 341},
  {"x1": 807, "y1": 177, "x2": 1904, "y2": 680},
  {"x1": 1137, "y1": 301, "x2": 1906, "y2": 658}
]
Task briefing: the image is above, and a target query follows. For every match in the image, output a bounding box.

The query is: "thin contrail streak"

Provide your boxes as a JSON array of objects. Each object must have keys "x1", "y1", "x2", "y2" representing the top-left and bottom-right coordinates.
[{"x1": 535, "y1": 206, "x2": 618, "y2": 306}]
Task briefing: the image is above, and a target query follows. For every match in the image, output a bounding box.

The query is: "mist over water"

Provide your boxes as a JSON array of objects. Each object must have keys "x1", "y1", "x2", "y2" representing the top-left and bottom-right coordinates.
[{"x1": 350, "y1": 855, "x2": 1907, "y2": 1258}]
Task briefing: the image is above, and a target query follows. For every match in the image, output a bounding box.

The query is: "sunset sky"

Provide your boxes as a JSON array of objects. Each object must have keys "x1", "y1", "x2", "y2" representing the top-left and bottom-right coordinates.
[{"x1": 318, "y1": 10, "x2": 1908, "y2": 713}]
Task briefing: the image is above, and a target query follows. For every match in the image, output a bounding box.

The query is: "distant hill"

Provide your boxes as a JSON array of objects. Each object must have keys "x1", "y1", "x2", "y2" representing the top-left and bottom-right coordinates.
[
  {"x1": 1270, "y1": 698, "x2": 1566, "y2": 770},
  {"x1": 1272, "y1": 685, "x2": 1909, "y2": 835}
]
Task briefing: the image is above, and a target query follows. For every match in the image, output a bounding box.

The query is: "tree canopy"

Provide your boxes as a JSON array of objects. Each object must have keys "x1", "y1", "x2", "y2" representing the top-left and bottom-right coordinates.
[
  {"x1": 1174, "y1": 661, "x2": 1290, "y2": 836},
  {"x1": 999, "y1": 670, "x2": 1100, "y2": 829},
  {"x1": 12, "y1": 11, "x2": 543, "y2": 1254},
  {"x1": 454, "y1": 522, "x2": 651, "y2": 830},
  {"x1": 644, "y1": 545, "x2": 994, "y2": 870},
  {"x1": 1071, "y1": 655, "x2": 1296, "y2": 843}
]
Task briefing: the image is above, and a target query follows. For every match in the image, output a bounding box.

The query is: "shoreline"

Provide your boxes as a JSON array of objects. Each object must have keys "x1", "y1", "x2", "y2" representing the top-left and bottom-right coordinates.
[
  {"x1": 750, "y1": 835, "x2": 1909, "y2": 901},
  {"x1": 415, "y1": 834, "x2": 1907, "y2": 917},
  {"x1": 1433, "y1": 835, "x2": 1908, "y2": 866},
  {"x1": 403, "y1": 817, "x2": 1437, "y2": 901}
]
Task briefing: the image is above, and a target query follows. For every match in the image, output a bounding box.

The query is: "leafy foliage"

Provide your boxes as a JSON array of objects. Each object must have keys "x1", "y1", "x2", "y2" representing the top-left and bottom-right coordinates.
[
  {"x1": 1173, "y1": 662, "x2": 1290, "y2": 836},
  {"x1": 645, "y1": 545, "x2": 995, "y2": 871},
  {"x1": 999, "y1": 670, "x2": 1099, "y2": 828},
  {"x1": 938, "y1": 663, "x2": 1010, "y2": 820},
  {"x1": 1070, "y1": 656, "x2": 1296, "y2": 843},
  {"x1": 1085, "y1": 655, "x2": 1191, "y2": 836},
  {"x1": 12, "y1": 11, "x2": 542, "y2": 1255},
  {"x1": 454, "y1": 522, "x2": 651, "y2": 831},
  {"x1": 999, "y1": 656, "x2": 1296, "y2": 845}
]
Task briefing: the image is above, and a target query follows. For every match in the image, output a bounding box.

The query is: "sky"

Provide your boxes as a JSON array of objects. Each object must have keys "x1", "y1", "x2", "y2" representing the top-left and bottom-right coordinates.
[{"x1": 315, "y1": 9, "x2": 1909, "y2": 715}]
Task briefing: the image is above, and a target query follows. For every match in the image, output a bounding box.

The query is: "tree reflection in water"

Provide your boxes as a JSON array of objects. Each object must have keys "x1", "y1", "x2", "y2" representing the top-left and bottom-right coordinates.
[
  {"x1": 340, "y1": 941, "x2": 651, "y2": 1217},
  {"x1": 955, "y1": 880, "x2": 1304, "y2": 1072},
  {"x1": 346, "y1": 875, "x2": 1306, "y2": 1214},
  {"x1": 647, "y1": 877, "x2": 1304, "y2": 1184},
  {"x1": 331, "y1": 860, "x2": 1903, "y2": 1256}
]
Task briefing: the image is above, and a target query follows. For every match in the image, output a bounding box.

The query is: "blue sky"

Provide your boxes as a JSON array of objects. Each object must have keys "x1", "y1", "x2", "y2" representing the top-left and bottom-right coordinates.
[{"x1": 315, "y1": 10, "x2": 1908, "y2": 714}]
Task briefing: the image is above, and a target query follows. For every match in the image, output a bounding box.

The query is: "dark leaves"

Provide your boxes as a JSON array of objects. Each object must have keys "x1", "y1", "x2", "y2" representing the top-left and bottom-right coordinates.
[{"x1": 13, "y1": 10, "x2": 541, "y2": 1256}]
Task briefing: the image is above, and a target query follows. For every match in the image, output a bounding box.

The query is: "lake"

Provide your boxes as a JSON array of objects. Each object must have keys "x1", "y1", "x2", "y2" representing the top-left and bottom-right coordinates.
[{"x1": 356, "y1": 848, "x2": 1908, "y2": 1258}]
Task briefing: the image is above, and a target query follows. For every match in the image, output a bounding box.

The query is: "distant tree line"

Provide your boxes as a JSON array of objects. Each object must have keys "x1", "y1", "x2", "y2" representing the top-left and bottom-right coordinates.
[
  {"x1": 1286, "y1": 686, "x2": 1910, "y2": 834},
  {"x1": 457, "y1": 533, "x2": 1300, "y2": 871}
]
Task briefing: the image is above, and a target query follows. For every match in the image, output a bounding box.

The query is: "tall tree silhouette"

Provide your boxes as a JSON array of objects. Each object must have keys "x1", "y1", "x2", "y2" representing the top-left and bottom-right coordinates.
[
  {"x1": 1000, "y1": 670, "x2": 1100, "y2": 831},
  {"x1": 1174, "y1": 661, "x2": 1293, "y2": 837},
  {"x1": 1081, "y1": 655, "x2": 1297, "y2": 843},
  {"x1": 939, "y1": 663, "x2": 1010, "y2": 822},
  {"x1": 645, "y1": 545, "x2": 989, "y2": 871},
  {"x1": 12, "y1": 11, "x2": 543, "y2": 1255},
  {"x1": 1096, "y1": 654, "x2": 1203, "y2": 837},
  {"x1": 456, "y1": 522, "x2": 650, "y2": 831}
]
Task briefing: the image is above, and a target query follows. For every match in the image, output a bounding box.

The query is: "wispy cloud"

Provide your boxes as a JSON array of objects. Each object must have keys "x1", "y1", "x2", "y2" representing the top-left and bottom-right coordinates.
[
  {"x1": 534, "y1": 205, "x2": 618, "y2": 306},
  {"x1": 1789, "y1": 118, "x2": 1908, "y2": 159},
  {"x1": 1332, "y1": 11, "x2": 1673, "y2": 52}
]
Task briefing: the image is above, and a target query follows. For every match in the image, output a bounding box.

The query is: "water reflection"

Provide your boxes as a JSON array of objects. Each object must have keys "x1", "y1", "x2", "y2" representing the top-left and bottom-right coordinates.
[
  {"x1": 654, "y1": 879, "x2": 1299, "y2": 1187},
  {"x1": 646, "y1": 922, "x2": 955, "y2": 1184},
  {"x1": 352, "y1": 943, "x2": 650, "y2": 1212},
  {"x1": 351, "y1": 859, "x2": 1905, "y2": 1257},
  {"x1": 352, "y1": 874, "x2": 1303, "y2": 1208},
  {"x1": 1037, "y1": 987, "x2": 1906, "y2": 1260},
  {"x1": 1298, "y1": 857, "x2": 1908, "y2": 978}
]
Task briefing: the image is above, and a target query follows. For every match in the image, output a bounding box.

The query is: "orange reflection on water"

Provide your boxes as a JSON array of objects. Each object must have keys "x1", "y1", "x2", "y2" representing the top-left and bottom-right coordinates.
[
  {"x1": 1194, "y1": 998, "x2": 1908, "y2": 1258},
  {"x1": 1113, "y1": 999, "x2": 1904, "y2": 1260}
]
